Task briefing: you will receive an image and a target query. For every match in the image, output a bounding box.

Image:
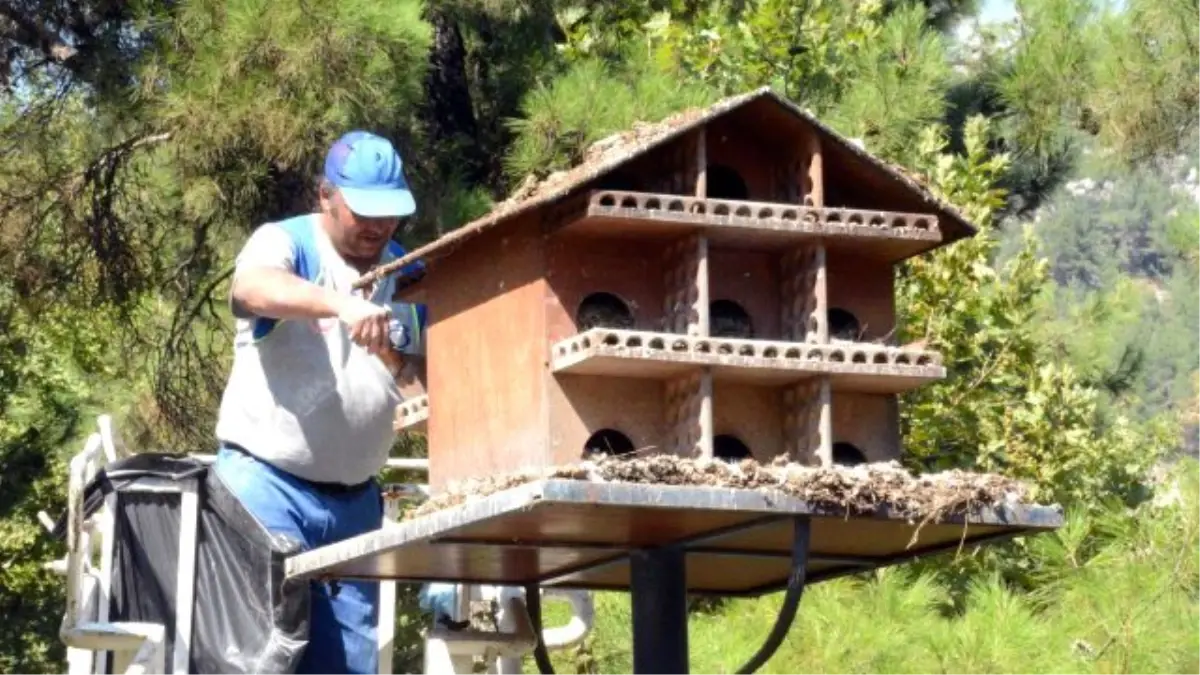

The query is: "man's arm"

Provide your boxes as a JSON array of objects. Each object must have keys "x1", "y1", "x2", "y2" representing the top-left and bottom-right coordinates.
[
  {"x1": 230, "y1": 224, "x2": 393, "y2": 355},
  {"x1": 232, "y1": 267, "x2": 342, "y2": 321},
  {"x1": 234, "y1": 267, "x2": 393, "y2": 355}
]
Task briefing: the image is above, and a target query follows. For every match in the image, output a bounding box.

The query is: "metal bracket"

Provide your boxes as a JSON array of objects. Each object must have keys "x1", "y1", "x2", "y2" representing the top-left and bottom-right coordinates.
[
  {"x1": 523, "y1": 584, "x2": 556, "y2": 675},
  {"x1": 735, "y1": 517, "x2": 811, "y2": 674}
]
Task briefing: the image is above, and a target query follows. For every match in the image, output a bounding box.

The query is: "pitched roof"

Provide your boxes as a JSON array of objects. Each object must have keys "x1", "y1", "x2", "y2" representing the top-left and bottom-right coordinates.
[{"x1": 362, "y1": 87, "x2": 979, "y2": 290}]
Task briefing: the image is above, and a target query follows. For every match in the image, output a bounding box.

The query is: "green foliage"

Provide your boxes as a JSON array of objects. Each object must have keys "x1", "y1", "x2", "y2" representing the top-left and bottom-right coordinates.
[
  {"x1": 1085, "y1": 0, "x2": 1200, "y2": 164},
  {"x1": 993, "y1": 131, "x2": 1199, "y2": 431},
  {"x1": 993, "y1": 0, "x2": 1095, "y2": 164},
  {"x1": 502, "y1": 50, "x2": 722, "y2": 181},
  {"x1": 896, "y1": 117, "x2": 1171, "y2": 507},
  {"x1": 0, "y1": 293, "x2": 125, "y2": 673},
  {"x1": 151, "y1": 0, "x2": 431, "y2": 175},
  {"x1": 632, "y1": 0, "x2": 955, "y2": 156}
]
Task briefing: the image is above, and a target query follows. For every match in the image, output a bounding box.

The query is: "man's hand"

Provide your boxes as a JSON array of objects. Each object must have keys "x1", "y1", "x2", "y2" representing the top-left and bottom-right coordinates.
[
  {"x1": 232, "y1": 266, "x2": 398, "y2": 357},
  {"x1": 336, "y1": 295, "x2": 393, "y2": 356}
]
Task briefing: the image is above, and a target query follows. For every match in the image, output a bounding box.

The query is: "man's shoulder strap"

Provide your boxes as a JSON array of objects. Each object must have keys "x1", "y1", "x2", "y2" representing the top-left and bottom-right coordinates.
[
  {"x1": 250, "y1": 214, "x2": 323, "y2": 342},
  {"x1": 275, "y1": 213, "x2": 323, "y2": 285},
  {"x1": 380, "y1": 239, "x2": 429, "y2": 356}
]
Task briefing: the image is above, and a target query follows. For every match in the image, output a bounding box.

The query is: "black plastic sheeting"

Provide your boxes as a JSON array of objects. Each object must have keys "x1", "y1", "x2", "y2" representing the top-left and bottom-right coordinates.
[{"x1": 54, "y1": 453, "x2": 311, "y2": 673}]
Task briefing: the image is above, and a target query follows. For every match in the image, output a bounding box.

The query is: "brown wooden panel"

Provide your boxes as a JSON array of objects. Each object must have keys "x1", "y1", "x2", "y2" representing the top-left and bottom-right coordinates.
[
  {"x1": 324, "y1": 541, "x2": 619, "y2": 585},
  {"x1": 547, "y1": 374, "x2": 667, "y2": 464},
  {"x1": 831, "y1": 392, "x2": 900, "y2": 461},
  {"x1": 712, "y1": 381, "x2": 785, "y2": 461},
  {"x1": 545, "y1": 233, "x2": 670, "y2": 341},
  {"x1": 708, "y1": 248, "x2": 782, "y2": 339},
  {"x1": 827, "y1": 248, "x2": 896, "y2": 342},
  {"x1": 423, "y1": 216, "x2": 549, "y2": 491}
]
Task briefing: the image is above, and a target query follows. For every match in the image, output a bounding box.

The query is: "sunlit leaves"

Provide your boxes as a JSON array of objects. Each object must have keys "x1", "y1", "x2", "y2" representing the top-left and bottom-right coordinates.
[{"x1": 896, "y1": 115, "x2": 1174, "y2": 507}]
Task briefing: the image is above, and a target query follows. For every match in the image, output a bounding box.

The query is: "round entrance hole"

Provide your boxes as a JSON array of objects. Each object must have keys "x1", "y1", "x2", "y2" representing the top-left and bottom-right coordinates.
[
  {"x1": 713, "y1": 434, "x2": 752, "y2": 461},
  {"x1": 710, "y1": 299, "x2": 754, "y2": 339},
  {"x1": 583, "y1": 428, "x2": 635, "y2": 458},
  {"x1": 706, "y1": 164, "x2": 749, "y2": 200},
  {"x1": 828, "y1": 307, "x2": 861, "y2": 341},
  {"x1": 832, "y1": 442, "x2": 867, "y2": 466},
  {"x1": 577, "y1": 292, "x2": 635, "y2": 331}
]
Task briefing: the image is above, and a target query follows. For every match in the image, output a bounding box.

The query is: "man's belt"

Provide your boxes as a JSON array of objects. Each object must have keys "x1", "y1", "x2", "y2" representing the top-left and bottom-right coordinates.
[{"x1": 223, "y1": 443, "x2": 376, "y2": 495}]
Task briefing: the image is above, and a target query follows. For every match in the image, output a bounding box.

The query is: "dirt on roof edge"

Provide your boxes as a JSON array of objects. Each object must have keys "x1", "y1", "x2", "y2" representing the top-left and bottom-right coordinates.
[{"x1": 406, "y1": 454, "x2": 1052, "y2": 528}]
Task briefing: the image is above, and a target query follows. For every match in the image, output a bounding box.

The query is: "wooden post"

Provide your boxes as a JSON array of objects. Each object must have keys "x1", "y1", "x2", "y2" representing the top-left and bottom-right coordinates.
[
  {"x1": 813, "y1": 244, "x2": 828, "y2": 343},
  {"x1": 816, "y1": 377, "x2": 832, "y2": 466},
  {"x1": 803, "y1": 130, "x2": 823, "y2": 207},
  {"x1": 698, "y1": 370, "x2": 714, "y2": 460},
  {"x1": 810, "y1": 131, "x2": 832, "y2": 464},
  {"x1": 695, "y1": 126, "x2": 713, "y2": 459},
  {"x1": 696, "y1": 236, "x2": 710, "y2": 336}
]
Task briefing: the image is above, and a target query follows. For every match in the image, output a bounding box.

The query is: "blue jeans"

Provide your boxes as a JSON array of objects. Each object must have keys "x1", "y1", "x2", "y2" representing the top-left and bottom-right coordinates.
[{"x1": 213, "y1": 446, "x2": 382, "y2": 674}]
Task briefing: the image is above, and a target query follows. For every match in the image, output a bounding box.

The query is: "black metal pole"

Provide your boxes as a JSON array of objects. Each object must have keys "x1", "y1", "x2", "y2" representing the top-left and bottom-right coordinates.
[
  {"x1": 524, "y1": 584, "x2": 556, "y2": 675},
  {"x1": 630, "y1": 545, "x2": 689, "y2": 674}
]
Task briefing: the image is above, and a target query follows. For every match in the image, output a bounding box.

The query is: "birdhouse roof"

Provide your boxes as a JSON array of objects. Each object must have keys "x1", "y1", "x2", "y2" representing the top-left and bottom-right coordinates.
[{"x1": 391, "y1": 87, "x2": 979, "y2": 280}]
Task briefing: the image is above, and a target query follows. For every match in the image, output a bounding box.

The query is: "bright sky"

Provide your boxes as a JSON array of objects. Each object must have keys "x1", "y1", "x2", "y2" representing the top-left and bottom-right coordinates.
[{"x1": 978, "y1": 0, "x2": 1019, "y2": 23}]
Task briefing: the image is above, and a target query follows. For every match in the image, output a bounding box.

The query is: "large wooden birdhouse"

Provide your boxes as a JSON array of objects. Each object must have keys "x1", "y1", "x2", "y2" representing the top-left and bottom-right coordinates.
[{"x1": 391, "y1": 88, "x2": 976, "y2": 492}]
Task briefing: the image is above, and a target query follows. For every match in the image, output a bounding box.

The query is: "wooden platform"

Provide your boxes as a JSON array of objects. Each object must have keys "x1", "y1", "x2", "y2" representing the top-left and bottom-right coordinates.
[{"x1": 285, "y1": 479, "x2": 1062, "y2": 595}]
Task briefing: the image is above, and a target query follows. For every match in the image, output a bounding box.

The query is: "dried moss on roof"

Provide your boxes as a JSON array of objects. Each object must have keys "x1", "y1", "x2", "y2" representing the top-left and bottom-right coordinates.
[
  {"x1": 357, "y1": 87, "x2": 977, "y2": 290},
  {"x1": 408, "y1": 454, "x2": 1040, "y2": 526}
]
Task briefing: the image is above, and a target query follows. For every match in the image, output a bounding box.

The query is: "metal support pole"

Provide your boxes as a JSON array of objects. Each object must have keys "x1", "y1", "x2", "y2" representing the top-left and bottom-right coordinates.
[{"x1": 630, "y1": 546, "x2": 689, "y2": 674}]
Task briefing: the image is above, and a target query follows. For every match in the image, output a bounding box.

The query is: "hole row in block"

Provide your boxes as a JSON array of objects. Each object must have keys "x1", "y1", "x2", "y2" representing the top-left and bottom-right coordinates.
[
  {"x1": 554, "y1": 329, "x2": 941, "y2": 368},
  {"x1": 590, "y1": 190, "x2": 939, "y2": 233}
]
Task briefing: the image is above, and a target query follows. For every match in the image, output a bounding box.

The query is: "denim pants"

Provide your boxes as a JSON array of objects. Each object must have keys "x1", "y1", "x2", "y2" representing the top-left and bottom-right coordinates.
[{"x1": 213, "y1": 446, "x2": 382, "y2": 674}]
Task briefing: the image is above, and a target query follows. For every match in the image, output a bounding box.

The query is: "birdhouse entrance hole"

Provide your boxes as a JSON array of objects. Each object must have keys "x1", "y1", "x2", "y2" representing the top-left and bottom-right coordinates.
[
  {"x1": 583, "y1": 428, "x2": 635, "y2": 458},
  {"x1": 832, "y1": 442, "x2": 866, "y2": 466},
  {"x1": 829, "y1": 307, "x2": 861, "y2": 341},
  {"x1": 710, "y1": 299, "x2": 754, "y2": 338},
  {"x1": 713, "y1": 434, "x2": 752, "y2": 461},
  {"x1": 577, "y1": 292, "x2": 635, "y2": 331},
  {"x1": 706, "y1": 164, "x2": 749, "y2": 200},
  {"x1": 595, "y1": 171, "x2": 644, "y2": 192}
]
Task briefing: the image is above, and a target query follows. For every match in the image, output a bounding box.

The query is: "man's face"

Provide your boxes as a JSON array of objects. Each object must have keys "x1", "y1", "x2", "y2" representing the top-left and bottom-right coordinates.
[{"x1": 321, "y1": 188, "x2": 402, "y2": 264}]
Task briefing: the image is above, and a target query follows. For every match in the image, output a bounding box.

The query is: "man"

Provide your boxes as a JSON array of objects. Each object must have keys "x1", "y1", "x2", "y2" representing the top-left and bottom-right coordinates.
[{"x1": 212, "y1": 130, "x2": 425, "y2": 674}]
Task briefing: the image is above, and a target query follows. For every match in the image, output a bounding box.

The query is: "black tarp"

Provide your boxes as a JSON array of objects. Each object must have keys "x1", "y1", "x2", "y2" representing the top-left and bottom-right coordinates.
[{"x1": 54, "y1": 453, "x2": 311, "y2": 673}]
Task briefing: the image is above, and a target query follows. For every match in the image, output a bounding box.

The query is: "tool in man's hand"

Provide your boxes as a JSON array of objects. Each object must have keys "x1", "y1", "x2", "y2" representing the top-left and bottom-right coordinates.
[{"x1": 351, "y1": 251, "x2": 428, "y2": 377}]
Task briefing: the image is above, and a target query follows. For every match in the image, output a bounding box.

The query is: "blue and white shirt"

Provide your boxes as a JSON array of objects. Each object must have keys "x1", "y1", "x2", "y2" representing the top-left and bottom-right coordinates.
[{"x1": 215, "y1": 213, "x2": 425, "y2": 486}]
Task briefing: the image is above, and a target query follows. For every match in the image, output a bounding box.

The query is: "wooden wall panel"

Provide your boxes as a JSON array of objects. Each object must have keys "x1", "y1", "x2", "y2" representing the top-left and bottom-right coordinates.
[
  {"x1": 826, "y1": 249, "x2": 896, "y2": 343},
  {"x1": 423, "y1": 216, "x2": 549, "y2": 490},
  {"x1": 545, "y1": 234, "x2": 669, "y2": 341},
  {"x1": 831, "y1": 392, "x2": 901, "y2": 461},
  {"x1": 548, "y1": 374, "x2": 666, "y2": 464}
]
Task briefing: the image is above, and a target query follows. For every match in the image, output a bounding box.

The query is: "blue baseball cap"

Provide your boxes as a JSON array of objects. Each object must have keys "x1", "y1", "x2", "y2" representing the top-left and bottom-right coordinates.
[{"x1": 323, "y1": 130, "x2": 416, "y2": 217}]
